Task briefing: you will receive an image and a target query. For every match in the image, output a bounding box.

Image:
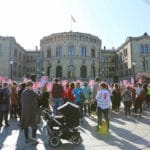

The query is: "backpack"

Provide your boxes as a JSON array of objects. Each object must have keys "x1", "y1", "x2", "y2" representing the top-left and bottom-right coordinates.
[{"x1": 122, "y1": 90, "x2": 132, "y2": 102}]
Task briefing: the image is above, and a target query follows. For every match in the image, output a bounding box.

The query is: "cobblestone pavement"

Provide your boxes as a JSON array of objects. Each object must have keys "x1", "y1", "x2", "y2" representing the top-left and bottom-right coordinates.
[{"x1": 0, "y1": 108, "x2": 150, "y2": 150}]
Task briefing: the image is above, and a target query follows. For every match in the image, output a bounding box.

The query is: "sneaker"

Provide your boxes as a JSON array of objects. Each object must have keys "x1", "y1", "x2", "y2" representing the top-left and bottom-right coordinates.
[{"x1": 96, "y1": 125, "x2": 101, "y2": 131}]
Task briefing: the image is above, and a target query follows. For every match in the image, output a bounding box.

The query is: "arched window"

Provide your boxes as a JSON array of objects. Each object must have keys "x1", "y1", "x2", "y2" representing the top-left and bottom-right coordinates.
[
  {"x1": 80, "y1": 46, "x2": 86, "y2": 57},
  {"x1": 68, "y1": 46, "x2": 75, "y2": 56},
  {"x1": 91, "y1": 48, "x2": 95, "y2": 58},
  {"x1": 80, "y1": 65, "x2": 87, "y2": 78},
  {"x1": 68, "y1": 65, "x2": 75, "y2": 78},
  {"x1": 47, "y1": 48, "x2": 51, "y2": 58},
  {"x1": 56, "y1": 66, "x2": 62, "y2": 78}
]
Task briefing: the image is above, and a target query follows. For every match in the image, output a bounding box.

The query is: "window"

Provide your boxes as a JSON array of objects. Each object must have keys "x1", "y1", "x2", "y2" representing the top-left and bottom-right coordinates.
[
  {"x1": 145, "y1": 44, "x2": 148, "y2": 53},
  {"x1": 56, "y1": 47, "x2": 62, "y2": 57},
  {"x1": 80, "y1": 65, "x2": 87, "y2": 78},
  {"x1": 47, "y1": 48, "x2": 51, "y2": 58},
  {"x1": 140, "y1": 44, "x2": 144, "y2": 53},
  {"x1": 91, "y1": 48, "x2": 95, "y2": 58},
  {"x1": 27, "y1": 56, "x2": 29, "y2": 63},
  {"x1": 80, "y1": 47, "x2": 86, "y2": 57},
  {"x1": 68, "y1": 46, "x2": 75, "y2": 56},
  {"x1": 101, "y1": 55, "x2": 106, "y2": 62},
  {"x1": 123, "y1": 48, "x2": 127, "y2": 57},
  {"x1": 148, "y1": 45, "x2": 150, "y2": 53},
  {"x1": 14, "y1": 48, "x2": 17, "y2": 57}
]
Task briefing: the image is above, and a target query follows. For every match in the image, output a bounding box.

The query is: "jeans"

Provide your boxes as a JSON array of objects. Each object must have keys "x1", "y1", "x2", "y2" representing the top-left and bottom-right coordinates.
[
  {"x1": 0, "y1": 111, "x2": 9, "y2": 125},
  {"x1": 24, "y1": 127, "x2": 37, "y2": 140},
  {"x1": 76, "y1": 101, "x2": 83, "y2": 119},
  {"x1": 97, "y1": 107, "x2": 109, "y2": 130},
  {"x1": 52, "y1": 98, "x2": 63, "y2": 115}
]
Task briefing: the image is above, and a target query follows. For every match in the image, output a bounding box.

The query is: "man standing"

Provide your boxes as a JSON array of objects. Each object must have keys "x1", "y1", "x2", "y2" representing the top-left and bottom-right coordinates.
[
  {"x1": 0, "y1": 82, "x2": 11, "y2": 127},
  {"x1": 51, "y1": 78, "x2": 64, "y2": 115},
  {"x1": 21, "y1": 81, "x2": 40, "y2": 143}
]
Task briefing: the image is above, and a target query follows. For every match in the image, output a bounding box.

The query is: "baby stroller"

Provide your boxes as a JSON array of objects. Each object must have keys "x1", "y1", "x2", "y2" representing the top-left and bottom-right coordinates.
[{"x1": 42, "y1": 102, "x2": 81, "y2": 147}]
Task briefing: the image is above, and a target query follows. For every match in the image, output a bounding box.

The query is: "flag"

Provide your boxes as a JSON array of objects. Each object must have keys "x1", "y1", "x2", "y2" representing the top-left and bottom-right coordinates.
[{"x1": 71, "y1": 15, "x2": 76, "y2": 23}]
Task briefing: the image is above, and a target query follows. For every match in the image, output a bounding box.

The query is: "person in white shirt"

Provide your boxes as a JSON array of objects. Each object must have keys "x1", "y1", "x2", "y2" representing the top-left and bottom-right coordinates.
[{"x1": 96, "y1": 82, "x2": 111, "y2": 132}]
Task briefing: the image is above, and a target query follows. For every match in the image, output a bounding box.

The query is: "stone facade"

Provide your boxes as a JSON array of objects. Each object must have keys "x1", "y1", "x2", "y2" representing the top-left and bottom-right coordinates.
[
  {"x1": 40, "y1": 32, "x2": 101, "y2": 81},
  {"x1": 0, "y1": 37, "x2": 41, "y2": 80},
  {"x1": 117, "y1": 32, "x2": 150, "y2": 81},
  {"x1": 100, "y1": 48, "x2": 117, "y2": 82},
  {"x1": 0, "y1": 32, "x2": 150, "y2": 82}
]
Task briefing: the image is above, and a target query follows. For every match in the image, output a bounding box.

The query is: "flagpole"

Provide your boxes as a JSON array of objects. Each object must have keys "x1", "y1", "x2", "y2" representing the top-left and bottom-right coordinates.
[
  {"x1": 70, "y1": 15, "x2": 76, "y2": 32},
  {"x1": 70, "y1": 17, "x2": 72, "y2": 31}
]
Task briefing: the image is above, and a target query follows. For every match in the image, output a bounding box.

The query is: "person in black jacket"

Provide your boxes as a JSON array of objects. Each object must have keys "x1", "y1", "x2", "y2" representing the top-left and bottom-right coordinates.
[{"x1": 0, "y1": 82, "x2": 11, "y2": 127}]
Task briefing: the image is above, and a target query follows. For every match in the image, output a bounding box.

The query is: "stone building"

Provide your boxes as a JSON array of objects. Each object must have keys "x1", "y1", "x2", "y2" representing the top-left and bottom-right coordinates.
[
  {"x1": 100, "y1": 47, "x2": 117, "y2": 83},
  {"x1": 0, "y1": 37, "x2": 41, "y2": 81},
  {"x1": 117, "y1": 32, "x2": 150, "y2": 81},
  {"x1": 0, "y1": 36, "x2": 26, "y2": 80},
  {"x1": 40, "y1": 32, "x2": 101, "y2": 81},
  {"x1": 0, "y1": 32, "x2": 150, "y2": 82}
]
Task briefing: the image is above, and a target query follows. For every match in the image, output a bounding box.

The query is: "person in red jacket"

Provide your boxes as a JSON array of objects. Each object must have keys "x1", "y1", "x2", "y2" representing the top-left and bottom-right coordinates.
[{"x1": 67, "y1": 82, "x2": 75, "y2": 103}]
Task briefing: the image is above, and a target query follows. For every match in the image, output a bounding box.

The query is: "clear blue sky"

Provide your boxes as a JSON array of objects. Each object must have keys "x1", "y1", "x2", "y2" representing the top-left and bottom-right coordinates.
[{"x1": 0, "y1": 0, "x2": 150, "y2": 49}]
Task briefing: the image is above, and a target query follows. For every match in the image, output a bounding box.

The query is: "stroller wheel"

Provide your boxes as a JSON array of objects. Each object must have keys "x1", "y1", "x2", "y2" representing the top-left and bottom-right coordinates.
[
  {"x1": 72, "y1": 135, "x2": 81, "y2": 145},
  {"x1": 49, "y1": 136, "x2": 61, "y2": 147}
]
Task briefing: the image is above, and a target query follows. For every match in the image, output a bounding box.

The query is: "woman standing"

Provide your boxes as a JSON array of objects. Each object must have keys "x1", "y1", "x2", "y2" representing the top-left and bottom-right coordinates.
[{"x1": 96, "y1": 82, "x2": 111, "y2": 132}]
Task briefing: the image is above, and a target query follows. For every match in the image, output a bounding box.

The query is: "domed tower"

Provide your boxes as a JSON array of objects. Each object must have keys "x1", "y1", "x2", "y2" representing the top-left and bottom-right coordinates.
[{"x1": 40, "y1": 31, "x2": 101, "y2": 81}]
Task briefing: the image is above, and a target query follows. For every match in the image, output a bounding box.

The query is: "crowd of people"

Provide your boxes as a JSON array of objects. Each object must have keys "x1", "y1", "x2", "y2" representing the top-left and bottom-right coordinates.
[{"x1": 0, "y1": 76, "x2": 150, "y2": 144}]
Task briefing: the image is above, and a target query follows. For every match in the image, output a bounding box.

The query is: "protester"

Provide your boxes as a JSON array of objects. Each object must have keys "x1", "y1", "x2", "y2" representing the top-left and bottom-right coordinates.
[
  {"x1": 146, "y1": 84, "x2": 150, "y2": 110},
  {"x1": 65, "y1": 82, "x2": 75, "y2": 103},
  {"x1": 0, "y1": 82, "x2": 11, "y2": 127},
  {"x1": 17, "y1": 82, "x2": 26, "y2": 125},
  {"x1": 50, "y1": 78, "x2": 64, "y2": 115},
  {"x1": 81, "y1": 82, "x2": 91, "y2": 116},
  {"x1": 96, "y1": 82, "x2": 111, "y2": 132},
  {"x1": 39, "y1": 83, "x2": 50, "y2": 109},
  {"x1": 122, "y1": 86, "x2": 132, "y2": 116},
  {"x1": 10, "y1": 81, "x2": 18, "y2": 118},
  {"x1": 62, "y1": 82, "x2": 70, "y2": 103},
  {"x1": 72, "y1": 82, "x2": 84, "y2": 121},
  {"x1": 133, "y1": 83, "x2": 146, "y2": 116},
  {"x1": 91, "y1": 77, "x2": 100, "y2": 111},
  {"x1": 112, "y1": 83, "x2": 122, "y2": 112},
  {"x1": 21, "y1": 81, "x2": 40, "y2": 143}
]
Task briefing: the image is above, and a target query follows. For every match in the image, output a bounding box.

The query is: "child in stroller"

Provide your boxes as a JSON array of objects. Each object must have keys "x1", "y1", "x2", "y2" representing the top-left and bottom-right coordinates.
[{"x1": 42, "y1": 102, "x2": 81, "y2": 147}]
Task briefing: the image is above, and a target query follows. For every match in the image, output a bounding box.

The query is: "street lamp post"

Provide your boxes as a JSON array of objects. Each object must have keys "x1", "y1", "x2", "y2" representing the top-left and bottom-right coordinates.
[
  {"x1": 132, "y1": 61, "x2": 136, "y2": 83},
  {"x1": 9, "y1": 60, "x2": 14, "y2": 80}
]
